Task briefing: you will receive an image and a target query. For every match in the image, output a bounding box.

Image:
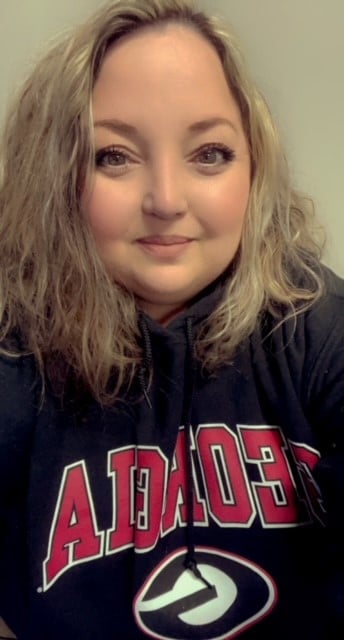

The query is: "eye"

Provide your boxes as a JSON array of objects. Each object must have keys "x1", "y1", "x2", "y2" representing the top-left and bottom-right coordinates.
[
  {"x1": 95, "y1": 146, "x2": 132, "y2": 170},
  {"x1": 194, "y1": 144, "x2": 235, "y2": 168}
]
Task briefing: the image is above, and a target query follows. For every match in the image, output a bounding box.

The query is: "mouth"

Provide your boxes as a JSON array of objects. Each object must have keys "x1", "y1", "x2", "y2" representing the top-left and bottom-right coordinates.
[
  {"x1": 135, "y1": 235, "x2": 194, "y2": 258},
  {"x1": 136, "y1": 235, "x2": 193, "y2": 246}
]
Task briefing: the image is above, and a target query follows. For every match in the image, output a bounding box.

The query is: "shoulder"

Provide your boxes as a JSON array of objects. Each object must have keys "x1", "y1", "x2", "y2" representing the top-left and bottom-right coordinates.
[
  {"x1": 295, "y1": 268, "x2": 343, "y2": 439},
  {"x1": 307, "y1": 266, "x2": 344, "y2": 322},
  {"x1": 302, "y1": 267, "x2": 344, "y2": 357},
  {"x1": 253, "y1": 267, "x2": 343, "y2": 354},
  {"x1": 0, "y1": 350, "x2": 40, "y2": 420},
  {"x1": 0, "y1": 352, "x2": 40, "y2": 495},
  {"x1": 278, "y1": 266, "x2": 344, "y2": 377},
  {"x1": 250, "y1": 267, "x2": 343, "y2": 429},
  {"x1": 270, "y1": 266, "x2": 344, "y2": 351}
]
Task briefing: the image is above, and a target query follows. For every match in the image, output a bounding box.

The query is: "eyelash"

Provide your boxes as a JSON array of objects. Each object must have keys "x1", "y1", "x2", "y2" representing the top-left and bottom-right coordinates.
[
  {"x1": 95, "y1": 146, "x2": 131, "y2": 168},
  {"x1": 94, "y1": 143, "x2": 235, "y2": 171},
  {"x1": 193, "y1": 143, "x2": 235, "y2": 167}
]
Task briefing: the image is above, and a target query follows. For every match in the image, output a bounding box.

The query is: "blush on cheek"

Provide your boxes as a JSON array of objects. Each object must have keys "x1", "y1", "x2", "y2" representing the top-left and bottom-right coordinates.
[
  {"x1": 208, "y1": 202, "x2": 248, "y2": 237},
  {"x1": 83, "y1": 193, "x2": 118, "y2": 239},
  {"x1": 83, "y1": 177, "x2": 139, "y2": 240},
  {"x1": 88, "y1": 212, "x2": 117, "y2": 238},
  {"x1": 228, "y1": 193, "x2": 249, "y2": 229}
]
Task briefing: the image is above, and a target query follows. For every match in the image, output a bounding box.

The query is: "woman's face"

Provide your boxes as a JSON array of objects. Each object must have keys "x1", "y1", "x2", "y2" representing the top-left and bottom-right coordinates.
[{"x1": 85, "y1": 24, "x2": 251, "y2": 324}]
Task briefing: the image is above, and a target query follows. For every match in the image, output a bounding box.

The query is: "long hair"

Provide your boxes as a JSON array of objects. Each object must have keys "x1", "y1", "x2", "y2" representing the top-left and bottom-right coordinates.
[{"x1": 0, "y1": 0, "x2": 324, "y2": 403}]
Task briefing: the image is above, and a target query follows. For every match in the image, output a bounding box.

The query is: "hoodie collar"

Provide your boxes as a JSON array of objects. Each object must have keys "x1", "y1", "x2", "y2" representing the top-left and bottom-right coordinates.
[{"x1": 137, "y1": 277, "x2": 227, "y2": 591}]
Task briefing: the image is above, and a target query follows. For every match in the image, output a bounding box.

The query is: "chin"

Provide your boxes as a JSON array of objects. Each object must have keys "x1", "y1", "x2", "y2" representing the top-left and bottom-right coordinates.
[{"x1": 134, "y1": 278, "x2": 203, "y2": 305}]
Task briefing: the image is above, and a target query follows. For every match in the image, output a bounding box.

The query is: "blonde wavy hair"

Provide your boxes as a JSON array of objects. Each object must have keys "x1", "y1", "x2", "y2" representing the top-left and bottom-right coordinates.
[{"x1": 0, "y1": 0, "x2": 324, "y2": 403}]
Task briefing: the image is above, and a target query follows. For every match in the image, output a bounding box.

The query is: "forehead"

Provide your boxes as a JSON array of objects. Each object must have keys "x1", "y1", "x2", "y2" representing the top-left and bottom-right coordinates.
[
  {"x1": 98, "y1": 22, "x2": 223, "y2": 79},
  {"x1": 92, "y1": 24, "x2": 241, "y2": 126}
]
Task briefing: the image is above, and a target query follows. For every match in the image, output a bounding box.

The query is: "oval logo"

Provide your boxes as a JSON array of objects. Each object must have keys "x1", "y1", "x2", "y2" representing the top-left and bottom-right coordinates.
[{"x1": 133, "y1": 546, "x2": 277, "y2": 639}]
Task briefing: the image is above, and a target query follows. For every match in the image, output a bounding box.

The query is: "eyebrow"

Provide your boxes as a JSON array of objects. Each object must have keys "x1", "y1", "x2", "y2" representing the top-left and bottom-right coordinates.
[
  {"x1": 93, "y1": 116, "x2": 238, "y2": 137},
  {"x1": 188, "y1": 117, "x2": 238, "y2": 134},
  {"x1": 94, "y1": 119, "x2": 140, "y2": 138}
]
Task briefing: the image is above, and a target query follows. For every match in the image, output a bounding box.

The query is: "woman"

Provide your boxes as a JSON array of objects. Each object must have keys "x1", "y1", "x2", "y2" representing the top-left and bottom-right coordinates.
[{"x1": 0, "y1": 0, "x2": 343, "y2": 638}]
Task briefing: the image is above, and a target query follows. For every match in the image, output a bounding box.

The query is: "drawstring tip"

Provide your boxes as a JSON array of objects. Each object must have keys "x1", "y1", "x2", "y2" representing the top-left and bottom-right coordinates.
[
  {"x1": 185, "y1": 558, "x2": 214, "y2": 590},
  {"x1": 143, "y1": 388, "x2": 152, "y2": 409}
]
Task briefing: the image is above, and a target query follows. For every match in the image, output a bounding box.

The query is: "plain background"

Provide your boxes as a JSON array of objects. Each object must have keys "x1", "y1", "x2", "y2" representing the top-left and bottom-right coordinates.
[{"x1": 0, "y1": 0, "x2": 343, "y2": 276}]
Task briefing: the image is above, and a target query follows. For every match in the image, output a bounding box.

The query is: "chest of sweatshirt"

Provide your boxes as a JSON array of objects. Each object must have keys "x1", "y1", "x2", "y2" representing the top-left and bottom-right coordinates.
[
  {"x1": 22, "y1": 320, "x2": 323, "y2": 573},
  {"x1": 26, "y1": 320, "x2": 317, "y2": 500},
  {"x1": 1, "y1": 313, "x2": 333, "y2": 640}
]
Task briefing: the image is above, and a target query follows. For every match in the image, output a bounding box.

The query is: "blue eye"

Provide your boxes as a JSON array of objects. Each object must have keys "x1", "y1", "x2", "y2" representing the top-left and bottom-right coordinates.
[
  {"x1": 95, "y1": 147, "x2": 129, "y2": 168},
  {"x1": 196, "y1": 144, "x2": 235, "y2": 166}
]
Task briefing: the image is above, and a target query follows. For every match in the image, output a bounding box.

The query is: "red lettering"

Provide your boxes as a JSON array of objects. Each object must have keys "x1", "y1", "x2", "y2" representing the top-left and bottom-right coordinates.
[
  {"x1": 239, "y1": 426, "x2": 307, "y2": 526},
  {"x1": 106, "y1": 447, "x2": 136, "y2": 554},
  {"x1": 135, "y1": 448, "x2": 168, "y2": 550},
  {"x1": 289, "y1": 441, "x2": 325, "y2": 525},
  {"x1": 43, "y1": 461, "x2": 103, "y2": 590},
  {"x1": 43, "y1": 427, "x2": 320, "y2": 590},
  {"x1": 196, "y1": 424, "x2": 254, "y2": 526},
  {"x1": 162, "y1": 429, "x2": 206, "y2": 536}
]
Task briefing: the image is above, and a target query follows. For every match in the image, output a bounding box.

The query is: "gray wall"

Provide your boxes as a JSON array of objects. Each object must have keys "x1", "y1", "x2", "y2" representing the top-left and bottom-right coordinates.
[
  {"x1": 0, "y1": 0, "x2": 99, "y2": 123},
  {"x1": 1, "y1": 0, "x2": 343, "y2": 275}
]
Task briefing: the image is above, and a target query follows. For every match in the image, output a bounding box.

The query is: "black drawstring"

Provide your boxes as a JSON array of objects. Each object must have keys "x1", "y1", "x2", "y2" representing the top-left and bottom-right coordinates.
[
  {"x1": 183, "y1": 318, "x2": 213, "y2": 590},
  {"x1": 138, "y1": 315, "x2": 153, "y2": 409},
  {"x1": 137, "y1": 314, "x2": 212, "y2": 589}
]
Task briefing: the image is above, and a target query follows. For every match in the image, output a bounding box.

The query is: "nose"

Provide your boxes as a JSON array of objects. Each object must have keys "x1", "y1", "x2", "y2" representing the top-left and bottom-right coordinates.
[{"x1": 142, "y1": 158, "x2": 188, "y2": 220}]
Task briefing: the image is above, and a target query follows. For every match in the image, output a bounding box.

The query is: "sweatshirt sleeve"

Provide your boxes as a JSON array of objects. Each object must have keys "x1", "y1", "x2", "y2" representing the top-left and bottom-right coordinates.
[
  {"x1": 304, "y1": 273, "x2": 344, "y2": 447},
  {"x1": 0, "y1": 354, "x2": 39, "y2": 507},
  {"x1": 0, "y1": 353, "x2": 39, "y2": 625},
  {"x1": 304, "y1": 273, "x2": 344, "y2": 632}
]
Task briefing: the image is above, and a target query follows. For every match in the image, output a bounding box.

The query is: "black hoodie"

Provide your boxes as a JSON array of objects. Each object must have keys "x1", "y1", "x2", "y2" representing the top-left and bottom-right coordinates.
[{"x1": 0, "y1": 269, "x2": 343, "y2": 640}]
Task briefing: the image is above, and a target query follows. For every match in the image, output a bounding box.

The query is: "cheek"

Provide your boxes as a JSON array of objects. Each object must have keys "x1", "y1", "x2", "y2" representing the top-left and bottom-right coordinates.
[
  {"x1": 83, "y1": 178, "x2": 136, "y2": 239},
  {"x1": 201, "y1": 174, "x2": 250, "y2": 234}
]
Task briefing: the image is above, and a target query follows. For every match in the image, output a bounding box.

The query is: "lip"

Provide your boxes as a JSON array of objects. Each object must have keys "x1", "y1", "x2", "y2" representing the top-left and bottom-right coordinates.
[
  {"x1": 136, "y1": 235, "x2": 194, "y2": 258},
  {"x1": 136, "y1": 235, "x2": 192, "y2": 245}
]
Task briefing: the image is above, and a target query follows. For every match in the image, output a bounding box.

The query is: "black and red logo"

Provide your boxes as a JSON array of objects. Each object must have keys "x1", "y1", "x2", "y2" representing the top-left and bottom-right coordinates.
[{"x1": 134, "y1": 546, "x2": 277, "y2": 639}]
